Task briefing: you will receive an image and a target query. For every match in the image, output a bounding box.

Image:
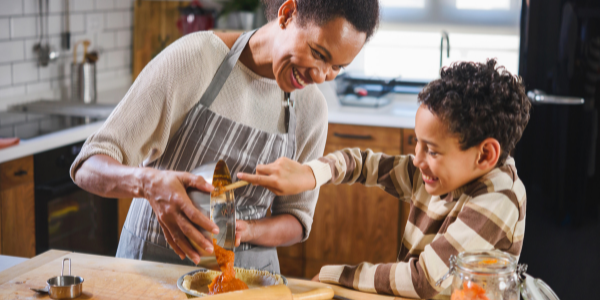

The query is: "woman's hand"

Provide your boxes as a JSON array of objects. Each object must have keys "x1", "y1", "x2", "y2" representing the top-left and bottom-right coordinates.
[
  {"x1": 236, "y1": 157, "x2": 316, "y2": 196},
  {"x1": 235, "y1": 219, "x2": 255, "y2": 247},
  {"x1": 140, "y1": 168, "x2": 219, "y2": 264}
]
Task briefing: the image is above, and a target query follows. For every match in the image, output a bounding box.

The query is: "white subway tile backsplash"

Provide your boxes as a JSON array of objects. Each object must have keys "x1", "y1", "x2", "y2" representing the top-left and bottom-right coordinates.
[
  {"x1": 0, "y1": 0, "x2": 23, "y2": 17},
  {"x1": 0, "y1": 112, "x2": 26, "y2": 126},
  {"x1": 70, "y1": 13, "x2": 86, "y2": 33},
  {"x1": 1, "y1": 0, "x2": 132, "y2": 104},
  {"x1": 72, "y1": 0, "x2": 95, "y2": 12},
  {"x1": 105, "y1": 11, "x2": 130, "y2": 29},
  {"x1": 11, "y1": 16, "x2": 37, "y2": 38},
  {"x1": 14, "y1": 121, "x2": 40, "y2": 139},
  {"x1": 115, "y1": 0, "x2": 133, "y2": 9},
  {"x1": 116, "y1": 29, "x2": 130, "y2": 47},
  {"x1": 96, "y1": 31, "x2": 115, "y2": 49},
  {"x1": 12, "y1": 61, "x2": 39, "y2": 84},
  {"x1": 106, "y1": 49, "x2": 129, "y2": 68},
  {"x1": 0, "y1": 126, "x2": 14, "y2": 138},
  {"x1": 0, "y1": 64, "x2": 11, "y2": 87},
  {"x1": 0, "y1": 18, "x2": 9, "y2": 40},
  {"x1": 85, "y1": 12, "x2": 103, "y2": 33},
  {"x1": 95, "y1": 0, "x2": 115, "y2": 10},
  {"x1": 0, "y1": 85, "x2": 26, "y2": 98},
  {"x1": 49, "y1": 0, "x2": 65, "y2": 13},
  {"x1": 48, "y1": 14, "x2": 62, "y2": 35},
  {"x1": 0, "y1": 40, "x2": 25, "y2": 63},
  {"x1": 26, "y1": 80, "x2": 52, "y2": 94},
  {"x1": 23, "y1": 0, "x2": 38, "y2": 15},
  {"x1": 39, "y1": 61, "x2": 68, "y2": 80}
]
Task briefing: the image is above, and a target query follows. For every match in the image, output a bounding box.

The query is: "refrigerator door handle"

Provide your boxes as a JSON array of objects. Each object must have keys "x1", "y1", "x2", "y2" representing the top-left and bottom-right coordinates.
[{"x1": 527, "y1": 89, "x2": 584, "y2": 105}]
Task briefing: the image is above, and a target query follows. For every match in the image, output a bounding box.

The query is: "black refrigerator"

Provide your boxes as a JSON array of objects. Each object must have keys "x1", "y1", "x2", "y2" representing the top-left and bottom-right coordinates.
[{"x1": 515, "y1": 0, "x2": 600, "y2": 299}]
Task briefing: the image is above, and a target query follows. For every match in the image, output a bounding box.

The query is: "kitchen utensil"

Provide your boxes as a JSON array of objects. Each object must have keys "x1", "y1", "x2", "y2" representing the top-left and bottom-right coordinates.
[
  {"x1": 215, "y1": 180, "x2": 249, "y2": 194},
  {"x1": 61, "y1": 0, "x2": 70, "y2": 50},
  {"x1": 436, "y1": 250, "x2": 560, "y2": 300},
  {"x1": 34, "y1": 0, "x2": 59, "y2": 66},
  {"x1": 71, "y1": 40, "x2": 97, "y2": 104},
  {"x1": 30, "y1": 258, "x2": 84, "y2": 299},
  {"x1": 187, "y1": 160, "x2": 237, "y2": 270}
]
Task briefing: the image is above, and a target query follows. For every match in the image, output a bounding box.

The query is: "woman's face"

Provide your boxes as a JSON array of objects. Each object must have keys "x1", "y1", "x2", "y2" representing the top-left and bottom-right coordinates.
[{"x1": 271, "y1": 13, "x2": 366, "y2": 92}]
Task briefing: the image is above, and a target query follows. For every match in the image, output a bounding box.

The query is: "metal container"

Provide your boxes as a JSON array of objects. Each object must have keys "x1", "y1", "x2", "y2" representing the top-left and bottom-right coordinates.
[
  {"x1": 71, "y1": 40, "x2": 96, "y2": 103},
  {"x1": 187, "y1": 160, "x2": 236, "y2": 270},
  {"x1": 46, "y1": 258, "x2": 84, "y2": 299}
]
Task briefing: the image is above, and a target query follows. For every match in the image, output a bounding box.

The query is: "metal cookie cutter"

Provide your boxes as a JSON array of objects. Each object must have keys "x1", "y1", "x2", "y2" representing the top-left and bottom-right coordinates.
[{"x1": 31, "y1": 258, "x2": 84, "y2": 299}]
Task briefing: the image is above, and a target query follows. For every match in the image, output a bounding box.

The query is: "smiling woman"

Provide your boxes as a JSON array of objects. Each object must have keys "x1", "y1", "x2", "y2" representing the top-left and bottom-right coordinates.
[{"x1": 69, "y1": 0, "x2": 379, "y2": 274}]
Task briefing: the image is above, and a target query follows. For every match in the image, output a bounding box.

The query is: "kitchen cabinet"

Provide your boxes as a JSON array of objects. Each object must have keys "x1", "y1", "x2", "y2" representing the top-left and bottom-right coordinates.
[
  {"x1": 278, "y1": 125, "x2": 416, "y2": 278},
  {"x1": 0, "y1": 156, "x2": 36, "y2": 257}
]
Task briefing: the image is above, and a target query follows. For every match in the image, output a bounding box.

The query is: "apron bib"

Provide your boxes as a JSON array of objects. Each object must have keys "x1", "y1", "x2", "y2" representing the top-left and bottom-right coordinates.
[{"x1": 116, "y1": 30, "x2": 296, "y2": 274}]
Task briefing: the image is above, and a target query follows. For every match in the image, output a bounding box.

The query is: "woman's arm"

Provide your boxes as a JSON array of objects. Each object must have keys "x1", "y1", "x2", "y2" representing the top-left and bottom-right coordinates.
[
  {"x1": 235, "y1": 214, "x2": 303, "y2": 247},
  {"x1": 74, "y1": 154, "x2": 219, "y2": 265}
]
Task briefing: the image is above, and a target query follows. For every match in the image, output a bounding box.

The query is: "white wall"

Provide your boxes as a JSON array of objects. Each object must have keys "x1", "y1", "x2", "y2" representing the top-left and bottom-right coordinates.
[{"x1": 0, "y1": 0, "x2": 134, "y2": 110}]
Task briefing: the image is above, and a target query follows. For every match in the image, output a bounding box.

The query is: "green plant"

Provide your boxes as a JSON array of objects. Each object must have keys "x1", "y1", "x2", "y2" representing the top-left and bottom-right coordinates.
[{"x1": 221, "y1": 0, "x2": 261, "y2": 14}]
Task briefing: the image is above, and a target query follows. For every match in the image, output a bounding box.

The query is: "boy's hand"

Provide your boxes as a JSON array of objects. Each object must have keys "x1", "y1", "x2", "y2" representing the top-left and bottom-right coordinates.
[
  {"x1": 311, "y1": 273, "x2": 320, "y2": 282},
  {"x1": 237, "y1": 157, "x2": 316, "y2": 196}
]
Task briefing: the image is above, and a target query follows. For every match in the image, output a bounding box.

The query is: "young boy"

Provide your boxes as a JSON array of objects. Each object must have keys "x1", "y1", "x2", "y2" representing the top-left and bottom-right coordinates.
[{"x1": 237, "y1": 59, "x2": 531, "y2": 298}]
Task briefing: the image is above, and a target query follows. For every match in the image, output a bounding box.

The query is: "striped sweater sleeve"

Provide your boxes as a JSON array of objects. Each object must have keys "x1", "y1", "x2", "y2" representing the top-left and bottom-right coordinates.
[
  {"x1": 305, "y1": 148, "x2": 417, "y2": 201},
  {"x1": 318, "y1": 180, "x2": 525, "y2": 298}
]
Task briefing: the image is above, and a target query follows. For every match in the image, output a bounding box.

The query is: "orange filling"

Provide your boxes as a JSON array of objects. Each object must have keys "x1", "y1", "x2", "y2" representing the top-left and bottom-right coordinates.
[
  {"x1": 451, "y1": 281, "x2": 490, "y2": 300},
  {"x1": 207, "y1": 239, "x2": 248, "y2": 295}
]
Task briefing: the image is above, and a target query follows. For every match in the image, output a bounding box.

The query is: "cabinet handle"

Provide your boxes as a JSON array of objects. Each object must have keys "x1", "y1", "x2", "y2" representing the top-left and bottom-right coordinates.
[
  {"x1": 14, "y1": 169, "x2": 28, "y2": 176},
  {"x1": 333, "y1": 132, "x2": 373, "y2": 140}
]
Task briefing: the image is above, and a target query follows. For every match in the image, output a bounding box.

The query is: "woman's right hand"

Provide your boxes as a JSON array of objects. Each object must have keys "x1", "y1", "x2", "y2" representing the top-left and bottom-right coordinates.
[
  {"x1": 140, "y1": 168, "x2": 219, "y2": 264},
  {"x1": 236, "y1": 157, "x2": 316, "y2": 196}
]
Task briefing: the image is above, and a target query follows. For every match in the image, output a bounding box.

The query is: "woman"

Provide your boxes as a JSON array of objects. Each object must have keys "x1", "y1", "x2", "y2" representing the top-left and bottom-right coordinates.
[{"x1": 71, "y1": 0, "x2": 379, "y2": 273}]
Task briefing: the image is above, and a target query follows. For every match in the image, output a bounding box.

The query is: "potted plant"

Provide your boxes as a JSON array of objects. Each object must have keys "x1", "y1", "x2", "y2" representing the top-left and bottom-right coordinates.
[{"x1": 220, "y1": 0, "x2": 261, "y2": 30}]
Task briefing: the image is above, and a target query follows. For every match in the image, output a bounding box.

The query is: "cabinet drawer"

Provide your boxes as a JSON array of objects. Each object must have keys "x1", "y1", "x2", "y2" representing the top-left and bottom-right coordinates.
[
  {"x1": 327, "y1": 124, "x2": 401, "y2": 150},
  {"x1": 0, "y1": 156, "x2": 34, "y2": 190},
  {"x1": 402, "y1": 129, "x2": 417, "y2": 155}
]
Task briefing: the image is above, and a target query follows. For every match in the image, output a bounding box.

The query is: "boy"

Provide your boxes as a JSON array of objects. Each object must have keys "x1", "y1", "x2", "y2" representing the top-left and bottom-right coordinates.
[{"x1": 237, "y1": 59, "x2": 531, "y2": 298}]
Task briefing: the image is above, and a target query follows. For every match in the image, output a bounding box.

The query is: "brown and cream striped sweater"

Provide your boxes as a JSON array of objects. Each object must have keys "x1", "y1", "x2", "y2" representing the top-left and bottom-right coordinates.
[{"x1": 305, "y1": 148, "x2": 526, "y2": 298}]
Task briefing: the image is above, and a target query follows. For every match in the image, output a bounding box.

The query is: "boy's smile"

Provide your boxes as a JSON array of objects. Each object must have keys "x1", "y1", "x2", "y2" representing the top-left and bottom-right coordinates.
[{"x1": 413, "y1": 104, "x2": 490, "y2": 196}]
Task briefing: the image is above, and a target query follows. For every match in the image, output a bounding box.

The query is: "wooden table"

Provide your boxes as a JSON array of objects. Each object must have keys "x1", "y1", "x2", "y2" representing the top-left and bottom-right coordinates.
[{"x1": 0, "y1": 250, "x2": 428, "y2": 300}]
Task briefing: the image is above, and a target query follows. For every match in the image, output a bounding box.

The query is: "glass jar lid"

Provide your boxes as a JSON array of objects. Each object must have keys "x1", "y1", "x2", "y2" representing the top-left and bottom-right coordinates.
[
  {"x1": 521, "y1": 274, "x2": 560, "y2": 300},
  {"x1": 456, "y1": 250, "x2": 517, "y2": 275}
]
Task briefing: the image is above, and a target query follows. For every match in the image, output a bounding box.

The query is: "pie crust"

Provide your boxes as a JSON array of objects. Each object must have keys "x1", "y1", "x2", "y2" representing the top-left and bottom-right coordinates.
[{"x1": 182, "y1": 267, "x2": 284, "y2": 296}]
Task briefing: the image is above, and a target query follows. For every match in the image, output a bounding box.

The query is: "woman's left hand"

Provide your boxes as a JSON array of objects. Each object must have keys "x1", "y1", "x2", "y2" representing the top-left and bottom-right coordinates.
[{"x1": 235, "y1": 219, "x2": 256, "y2": 247}]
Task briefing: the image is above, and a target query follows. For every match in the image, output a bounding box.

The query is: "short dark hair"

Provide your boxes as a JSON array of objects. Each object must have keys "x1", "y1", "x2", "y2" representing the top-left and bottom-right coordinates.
[
  {"x1": 418, "y1": 59, "x2": 531, "y2": 165},
  {"x1": 262, "y1": 0, "x2": 379, "y2": 40}
]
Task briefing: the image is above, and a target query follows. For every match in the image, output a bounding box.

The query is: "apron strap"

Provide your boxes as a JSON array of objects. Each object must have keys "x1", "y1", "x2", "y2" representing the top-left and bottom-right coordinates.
[{"x1": 199, "y1": 30, "x2": 257, "y2": 108}]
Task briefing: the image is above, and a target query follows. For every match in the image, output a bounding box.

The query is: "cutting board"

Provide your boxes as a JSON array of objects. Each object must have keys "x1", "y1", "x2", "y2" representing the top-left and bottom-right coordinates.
[{"x1": 0, "y1": 250, "x2": 385, "y2": 300}]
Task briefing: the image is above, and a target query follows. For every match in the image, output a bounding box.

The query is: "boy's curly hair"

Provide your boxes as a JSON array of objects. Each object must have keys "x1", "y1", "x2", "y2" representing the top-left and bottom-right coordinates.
[{"x1": 418, "y1": 59, "x2": 531, "y2": 165}]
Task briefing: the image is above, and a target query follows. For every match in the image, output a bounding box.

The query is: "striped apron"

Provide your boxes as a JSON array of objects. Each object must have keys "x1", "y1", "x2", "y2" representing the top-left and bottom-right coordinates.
[{"x1": 116, "y1": 30, "x2": 296, "y2": 274}]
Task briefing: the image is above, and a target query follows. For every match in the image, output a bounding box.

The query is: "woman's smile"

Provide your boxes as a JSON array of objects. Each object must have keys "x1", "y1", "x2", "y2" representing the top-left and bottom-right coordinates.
[{"x1": 291, "y1": 67, "x2": 310, "y2": 89}]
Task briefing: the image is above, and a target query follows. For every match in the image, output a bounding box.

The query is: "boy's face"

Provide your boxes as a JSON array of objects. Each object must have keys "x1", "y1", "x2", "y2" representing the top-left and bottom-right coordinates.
[{"x1": 413, "y1": 105, "x2": 486, "y2": 196}]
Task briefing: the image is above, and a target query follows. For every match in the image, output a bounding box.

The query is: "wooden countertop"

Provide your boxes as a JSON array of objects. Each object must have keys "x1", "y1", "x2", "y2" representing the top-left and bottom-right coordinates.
[{"x1": 0, "y1": 250, "x2": 426, "y2": 300}]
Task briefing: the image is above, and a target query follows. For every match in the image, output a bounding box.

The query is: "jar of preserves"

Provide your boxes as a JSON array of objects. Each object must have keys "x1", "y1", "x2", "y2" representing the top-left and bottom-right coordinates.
[{"x1": 436, "y1": 250, "x2": 560, "y2": 300}]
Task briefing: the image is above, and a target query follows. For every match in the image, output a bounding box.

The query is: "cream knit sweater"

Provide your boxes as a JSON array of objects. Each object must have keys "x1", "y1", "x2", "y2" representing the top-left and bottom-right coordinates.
[{"x1": 70, "y1": 31, "x2": 329, "y2": 239}]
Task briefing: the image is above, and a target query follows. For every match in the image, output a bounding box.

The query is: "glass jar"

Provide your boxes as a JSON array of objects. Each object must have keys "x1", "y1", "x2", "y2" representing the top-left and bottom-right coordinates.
[{"x1": 436, "y1": 250, "x2": 560, "y2": 300}]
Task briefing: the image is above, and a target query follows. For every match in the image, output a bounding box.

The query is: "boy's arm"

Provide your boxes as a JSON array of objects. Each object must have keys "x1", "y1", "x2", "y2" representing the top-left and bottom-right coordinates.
[
  {"x1": 319, "y1": 190, "x2": 525, "y2": 298},
  {"x1": 306, "y1": 148, "x2": 417, "y2": 200},
  {"x1": 237, "y1": 148, "x2": 417, "y2": 198}
]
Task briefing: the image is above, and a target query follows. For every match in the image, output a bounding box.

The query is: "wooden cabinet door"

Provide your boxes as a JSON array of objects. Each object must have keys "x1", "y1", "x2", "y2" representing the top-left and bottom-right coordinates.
[{"x1": 0, "y1": 156, "x2": 36, "y2": 257}]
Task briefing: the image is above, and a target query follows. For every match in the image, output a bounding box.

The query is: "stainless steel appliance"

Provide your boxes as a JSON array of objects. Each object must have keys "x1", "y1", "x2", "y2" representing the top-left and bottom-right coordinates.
[{"x1": 515, "y1": 0, "x2": 600, "y2": 298}]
